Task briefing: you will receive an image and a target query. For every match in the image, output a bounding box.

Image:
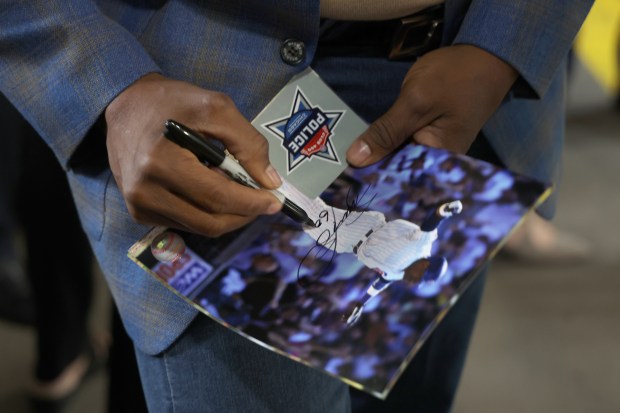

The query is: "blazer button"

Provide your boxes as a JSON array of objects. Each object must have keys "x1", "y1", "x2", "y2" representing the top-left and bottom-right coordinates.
[{"x1": 280, "y1": 39, "x2": 306, "y2": 65}]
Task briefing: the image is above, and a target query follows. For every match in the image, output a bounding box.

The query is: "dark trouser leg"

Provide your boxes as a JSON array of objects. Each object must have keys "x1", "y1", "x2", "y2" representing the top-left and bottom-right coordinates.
[
  {"x1": 17, "y1": 123, "x2": 93, "y2": 381},
  {"x1": 107, "y1": 305, "x2": 148, "y2": 413},
  {"x1": 0, "y1": 94, "x2": 33, "y2": 325}
]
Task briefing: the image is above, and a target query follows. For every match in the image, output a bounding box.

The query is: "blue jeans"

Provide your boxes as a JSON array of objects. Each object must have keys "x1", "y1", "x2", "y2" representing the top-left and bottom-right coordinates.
[
  {"x1": 135, "y1": 55, "x2": 491, "y2": 412},
  {"x1": 135, "y1": 315, "x2": 351, "y2": 413},
  {"x1": 135, "y1": 268, "x2": 487, "y2": 413}
]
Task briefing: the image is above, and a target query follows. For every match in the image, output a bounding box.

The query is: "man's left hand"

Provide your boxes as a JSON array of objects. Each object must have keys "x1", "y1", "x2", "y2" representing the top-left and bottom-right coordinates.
[{"x1": 346, "y1": 44, "x2": 518, "y2": 166}]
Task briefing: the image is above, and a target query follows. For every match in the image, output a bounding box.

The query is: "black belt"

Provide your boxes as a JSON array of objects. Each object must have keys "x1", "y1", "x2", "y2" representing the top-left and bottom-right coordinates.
[{"x1": 317, "y1": 4, "x2": 444, "y2": 61}]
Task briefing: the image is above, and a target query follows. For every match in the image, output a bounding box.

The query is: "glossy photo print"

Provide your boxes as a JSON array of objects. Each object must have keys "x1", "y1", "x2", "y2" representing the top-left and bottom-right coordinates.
[{"x1": 129, "y1": 143, "x2": 550, "y2": 398}]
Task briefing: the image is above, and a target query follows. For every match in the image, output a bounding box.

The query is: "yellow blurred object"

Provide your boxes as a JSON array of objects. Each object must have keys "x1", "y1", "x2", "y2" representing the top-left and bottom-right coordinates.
[{"x1": 574, "y1": 0, "x2": 620, "y2": 93}]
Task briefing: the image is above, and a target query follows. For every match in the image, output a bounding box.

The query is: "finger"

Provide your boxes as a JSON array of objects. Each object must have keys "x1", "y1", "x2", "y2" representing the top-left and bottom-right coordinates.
[
  {"x1": 413, "y1": 123, "x2": 473, "y2": 154},
  {"x1": 228, "y1": 125, "x2": 283, "y2": 191},
  {"x1": 154, "y1": 144, "x2": 282, "y2": 217},
  {"x1": 412, "y1": 126, "x2": 444, "y2": 148},
  {"x1": 194, "y1": 94, "x2": 282, "y2": 190},
  {"x1": 136, "y1": 210, "x2": 194, "y2": 234},
  {"x1": 137, "y1": 186, "x2": 256, "y2": 238}
]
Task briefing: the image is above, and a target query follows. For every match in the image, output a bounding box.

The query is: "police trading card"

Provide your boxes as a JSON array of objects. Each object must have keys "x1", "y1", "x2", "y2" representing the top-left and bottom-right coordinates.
[{"x1": 253, "y1": 68, "x2": 367, "y2": 199}]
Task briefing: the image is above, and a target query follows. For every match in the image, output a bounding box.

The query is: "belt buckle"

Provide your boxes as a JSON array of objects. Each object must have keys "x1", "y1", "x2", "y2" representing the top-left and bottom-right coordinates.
[{"x1": 389, "y1": 13, "x2": 443, "y2": 60}]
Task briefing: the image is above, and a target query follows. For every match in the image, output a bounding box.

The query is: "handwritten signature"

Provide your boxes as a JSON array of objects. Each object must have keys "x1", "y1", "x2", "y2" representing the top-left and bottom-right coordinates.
[{"x1": 297, "y1": 186, "x2": 377, "y2": 285}]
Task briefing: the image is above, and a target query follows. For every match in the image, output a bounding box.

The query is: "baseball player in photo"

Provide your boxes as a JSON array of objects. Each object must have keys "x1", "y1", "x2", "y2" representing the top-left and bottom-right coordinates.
[{"x1": 302, "y1": 198, "x2": 463, "y2": 325}]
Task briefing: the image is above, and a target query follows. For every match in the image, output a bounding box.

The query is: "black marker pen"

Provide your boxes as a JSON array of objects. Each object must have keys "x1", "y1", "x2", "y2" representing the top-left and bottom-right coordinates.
[{"x1": 164, "y1": 119, "x2": 316, "y2": 228}]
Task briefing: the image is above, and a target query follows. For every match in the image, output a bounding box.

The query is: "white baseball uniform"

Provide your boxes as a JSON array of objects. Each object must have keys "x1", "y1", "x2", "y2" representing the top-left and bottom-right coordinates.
[{"x1": 300, "y1": 196, "x2": 438, "y2": 281}]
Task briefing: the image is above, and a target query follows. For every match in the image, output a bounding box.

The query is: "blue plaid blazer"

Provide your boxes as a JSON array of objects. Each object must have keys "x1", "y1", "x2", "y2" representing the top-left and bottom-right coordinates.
[{"x1": 0, "y1": 0, "x2": 592, "y2": 354}]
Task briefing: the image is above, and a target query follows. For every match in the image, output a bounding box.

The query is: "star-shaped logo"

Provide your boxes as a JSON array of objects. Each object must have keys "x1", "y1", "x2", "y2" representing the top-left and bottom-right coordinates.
[{"x1": 263, "y1": 87, "x2": 344, "y2": 174}]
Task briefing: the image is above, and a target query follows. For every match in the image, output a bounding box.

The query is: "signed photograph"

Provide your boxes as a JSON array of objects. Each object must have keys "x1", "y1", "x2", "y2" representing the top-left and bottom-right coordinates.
[
  {"x1": 129, "y1": 143, "x2": 549, "y2": 398},
  {"x1": 128, "y1": 69, "x2": 549, "y2": 398}
]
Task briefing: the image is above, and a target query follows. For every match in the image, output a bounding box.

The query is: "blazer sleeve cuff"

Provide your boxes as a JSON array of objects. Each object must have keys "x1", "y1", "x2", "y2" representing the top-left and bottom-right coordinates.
[
  {"x1": 452, "y1": 1, "x2": 591, "y2": 99},
  {"x1": 0, "y1": 12, "x2": 161, "y2": 169}
]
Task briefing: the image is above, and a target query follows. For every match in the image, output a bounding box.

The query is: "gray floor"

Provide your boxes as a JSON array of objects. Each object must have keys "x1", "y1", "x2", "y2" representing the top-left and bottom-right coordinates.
[
  {"x1": 454, "y1": 61, "x2": 620, "y2": 412},
  {"x1": 0, "y1": 59, "x2": 618, "y2": 413}
]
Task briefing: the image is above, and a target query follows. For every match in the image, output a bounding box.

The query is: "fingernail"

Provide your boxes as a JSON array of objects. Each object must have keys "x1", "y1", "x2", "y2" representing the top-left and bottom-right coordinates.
[
  {"x1": 347, "y1": 140, "x2": 371, "y2": 165},
  {"x1": 266, "y1": 202, "x2": 282, "y2": 215},
  {"x1": 265, "y1": 165, "x2": 282, "y2": 187}
]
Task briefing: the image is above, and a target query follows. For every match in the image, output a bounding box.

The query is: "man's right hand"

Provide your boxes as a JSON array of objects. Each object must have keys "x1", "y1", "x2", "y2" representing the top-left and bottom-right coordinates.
[{"x1": 105, "y1": 73, "x2": 283, "y2": 237}]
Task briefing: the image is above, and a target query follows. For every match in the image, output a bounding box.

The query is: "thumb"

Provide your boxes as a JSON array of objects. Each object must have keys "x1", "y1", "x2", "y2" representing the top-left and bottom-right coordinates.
[
  {"x1": 229, "y1": 126, "x2": 283, "y2": 190},
  {"x1": 346, "y1": 98, "x2": 419, "y2": 167}
]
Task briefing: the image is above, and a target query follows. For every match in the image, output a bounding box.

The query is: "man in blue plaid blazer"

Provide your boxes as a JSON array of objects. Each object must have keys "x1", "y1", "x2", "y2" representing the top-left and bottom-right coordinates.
[{"x1": 0, "y1": 1, "x2": 592, "y2": 411}]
